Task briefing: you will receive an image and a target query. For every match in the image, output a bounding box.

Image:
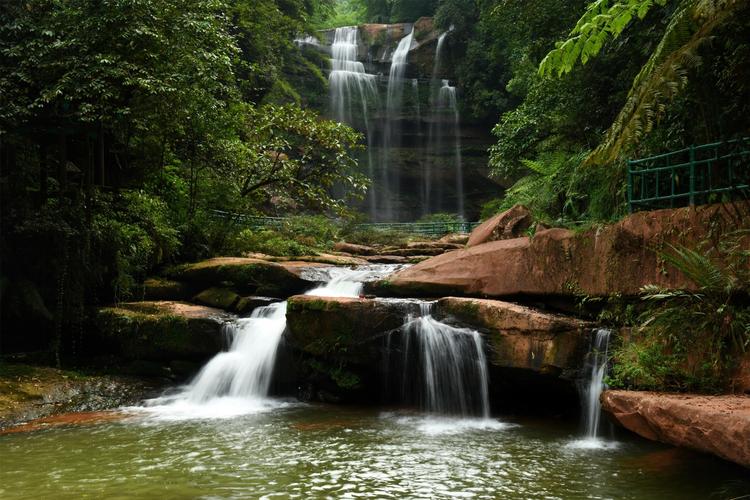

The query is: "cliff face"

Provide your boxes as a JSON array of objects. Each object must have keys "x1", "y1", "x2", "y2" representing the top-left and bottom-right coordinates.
[{"x1": 309, "y1": 18, "x2": 503, "y2": 221}]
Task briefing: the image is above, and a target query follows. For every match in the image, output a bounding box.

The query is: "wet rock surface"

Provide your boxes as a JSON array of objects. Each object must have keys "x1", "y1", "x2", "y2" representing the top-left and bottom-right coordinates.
[
  {"x1": 602, "y1": 390, "x2": 750, "y2": 468},
  {"x1": 164, "y1": 257, "x2": 318, "y2": 297},
  {"x1": 0, "y1": 364, "x2": 161, "y2": 430}
]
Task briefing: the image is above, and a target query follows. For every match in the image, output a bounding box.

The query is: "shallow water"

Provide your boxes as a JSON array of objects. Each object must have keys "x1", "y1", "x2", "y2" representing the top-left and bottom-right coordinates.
[{"x1": 1, "y1": 404, "x2": 748, "y2": 499}]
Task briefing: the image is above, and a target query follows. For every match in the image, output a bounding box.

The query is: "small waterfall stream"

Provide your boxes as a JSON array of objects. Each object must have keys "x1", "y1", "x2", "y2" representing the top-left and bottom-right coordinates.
[
  {"x1": 386, "y1": 303, "x2": 491, "y2": 417},
  {"x1": 570, "y1": 328, "x2": 615, "y2": 448}
]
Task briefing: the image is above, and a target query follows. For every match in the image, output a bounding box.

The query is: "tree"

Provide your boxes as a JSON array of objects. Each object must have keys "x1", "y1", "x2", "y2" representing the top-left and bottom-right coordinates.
[{"x1": 218, "y1": 104, "x2": 368, "y2": 215}]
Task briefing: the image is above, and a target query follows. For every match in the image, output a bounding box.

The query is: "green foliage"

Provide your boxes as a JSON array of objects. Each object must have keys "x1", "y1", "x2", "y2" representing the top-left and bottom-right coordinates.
[
  {"x1": 340, "y1": 227, "x2": 414, "y2": 246},
  {"x1": 92, "y1": 192, "x2": 180, "y2": 301},
  {"x1": 228, "y1": 216, "x2": 342, "y2": 257},
  {"x1": 539, "y1": 0, "x2": 749, "y2": 163},
  {"x1": 487, "y1": 151, "x2": 625, "y2": 223},
  {"x1": 226, "y1": 104, "x2": 367, "y2": 215},
  {"x1": 610, "y1": 234, "x2": 750, "y2": 392},
  {"x1": 539, "y1": 0, "x2": 669, "y2": 77},
  {"x1": 416, "y1": 212, "x2": 463, "y2": 224}
]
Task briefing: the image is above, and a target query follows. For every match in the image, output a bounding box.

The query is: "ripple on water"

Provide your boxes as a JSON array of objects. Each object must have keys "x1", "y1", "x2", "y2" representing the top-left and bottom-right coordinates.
[
  {"x1": 123, "y1": 395, "x2": 301, "y2": 422},
  {"x1": 566, "y1": 437, "x2": 621, "y2": 451},
  {"x1": 381, "y1": 412, "x2": 519, "y2": 436}
]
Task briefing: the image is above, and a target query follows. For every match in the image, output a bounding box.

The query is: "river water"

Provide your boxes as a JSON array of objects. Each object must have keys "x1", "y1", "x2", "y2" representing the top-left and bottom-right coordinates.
[{"x1": 1, "y1": 404, "x2": 748, "y2": 499}]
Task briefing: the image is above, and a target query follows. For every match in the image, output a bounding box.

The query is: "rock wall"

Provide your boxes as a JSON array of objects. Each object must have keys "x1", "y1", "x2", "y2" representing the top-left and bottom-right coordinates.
[{"x1": 374, "y1": 203, "x2": 750, "y2": 298}]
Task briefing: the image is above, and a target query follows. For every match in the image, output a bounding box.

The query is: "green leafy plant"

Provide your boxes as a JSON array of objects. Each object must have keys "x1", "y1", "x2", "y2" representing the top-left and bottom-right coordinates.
[{"x1": 610, "y1": 232, "x2": 750, "y2": 392}]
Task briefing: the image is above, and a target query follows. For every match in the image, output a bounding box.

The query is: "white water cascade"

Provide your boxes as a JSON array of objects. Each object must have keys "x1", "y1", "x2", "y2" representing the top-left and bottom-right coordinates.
[
  {"x1": 582, "y1": 328, "x2": 612, "y2": 437},
  {"x1": 328, "y1": 26, "x2": 379, "y2": 218},
  {"x1": 437, "y1": 79, "x2": 464, "y2": 218},
  {"x1": 568, "y1": 328, "x2": 616, "y2": 448},
  {"x1": 386, "y1": 303, "x2": 491, "y2": 417},
  {"x1": 379, "y1": 27, "x2": 415, "y2": 221},
  {"x1": 143, "y1": 265, "x2": 399, "y2": 419}
]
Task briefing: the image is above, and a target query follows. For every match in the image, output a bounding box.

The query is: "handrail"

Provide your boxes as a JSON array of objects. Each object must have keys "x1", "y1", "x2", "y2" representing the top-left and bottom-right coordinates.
[{"x1": 627, "y1": 138, "x2": 749, "y2": 212}]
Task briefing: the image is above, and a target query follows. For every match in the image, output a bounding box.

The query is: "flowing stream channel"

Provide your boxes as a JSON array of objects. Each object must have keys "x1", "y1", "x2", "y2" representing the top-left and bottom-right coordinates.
[{"x1": 1, "y1": 268, "x2": 748, "y2": 498}]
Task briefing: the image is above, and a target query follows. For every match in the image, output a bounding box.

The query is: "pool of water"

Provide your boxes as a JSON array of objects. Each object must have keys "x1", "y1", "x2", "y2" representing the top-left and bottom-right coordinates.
[{"x1": 1, "y1": 401, "x2": 748, "y2": 499}]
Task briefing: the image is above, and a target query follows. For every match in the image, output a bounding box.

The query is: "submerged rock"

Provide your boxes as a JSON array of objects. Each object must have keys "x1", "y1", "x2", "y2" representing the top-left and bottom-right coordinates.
[
  {"x1": 436, "y1": 297, "x2": 591, "y2": 377},
  {"x1": 602, "y1": 390, "x2": 750, "y2": 468},
  {"x1": 94, "y1": 301, "x2": 233, "y2": 363},
  {"x1": 376, "y1": 203, "x2": 750, "y2": 298}
]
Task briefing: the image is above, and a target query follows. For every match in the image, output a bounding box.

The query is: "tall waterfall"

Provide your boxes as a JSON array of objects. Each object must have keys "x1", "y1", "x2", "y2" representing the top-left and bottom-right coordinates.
[
  {"x1": 325, "y1": 25, "x2": 467, "y2": 221},
  {"x1": 423, "y1": 32, "x2": 448, "y2": 215},
  {"x1": 437, "y1": 80, "x2": 464, "y2": 218},
  {"x1": 386, "y1": 303, "x2": 491, "y2": 417},
  {"x1": 143, "y1": 265, "x2": 399, "y2": 419},
  {"x1": 380, "y1": 27, "x2": 415, "y2": 221},
  {"x1": 328, "y1": 26, "x2": 379, "y2": 218}
]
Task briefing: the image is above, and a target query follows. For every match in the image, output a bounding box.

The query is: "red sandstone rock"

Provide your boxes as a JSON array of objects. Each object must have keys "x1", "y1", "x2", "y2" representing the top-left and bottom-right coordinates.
[
  {"x1": 380, "y1": 203, "x2": 750, "y2": 298},
  {"x1": 436, "y1": 297, "x2": 591, "y2": 375},
  {"x1": 602, "y1": 390, "x2": 750, "y2": 468},
  {"x1": 467, "y1": 205, "x2": 533, "y2": 247}
]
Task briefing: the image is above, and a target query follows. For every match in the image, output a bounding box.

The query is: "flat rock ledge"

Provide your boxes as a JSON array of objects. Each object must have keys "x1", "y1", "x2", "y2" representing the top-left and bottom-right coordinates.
[
  {"x1": 602, "y1": 390, "x2": 750, "y2": 468},
  {"x1": 436, "y1": 297, "x2": 592, "y2": 377},
  {"x1": 95, "y1": 301, "x2": 234, "y2": 363}
]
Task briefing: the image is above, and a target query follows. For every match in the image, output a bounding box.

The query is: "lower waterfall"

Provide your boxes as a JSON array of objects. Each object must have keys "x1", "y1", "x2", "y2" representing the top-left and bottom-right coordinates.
[
  {"x1": 386, "y1": 303, "x2": 491, "y2": 417},
  {"x1": 142, "y1": 265, "x2": 398, "y2": 419}
]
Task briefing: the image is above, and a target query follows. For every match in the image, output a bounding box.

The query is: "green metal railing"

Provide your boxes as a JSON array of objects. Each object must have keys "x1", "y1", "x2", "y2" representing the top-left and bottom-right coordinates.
[
  {"x1": 627, "y1": 138, "x2": 750, "y2": 212},
  {"x1": 210, "y1": 210, "x2": 479, "y2": 236}
]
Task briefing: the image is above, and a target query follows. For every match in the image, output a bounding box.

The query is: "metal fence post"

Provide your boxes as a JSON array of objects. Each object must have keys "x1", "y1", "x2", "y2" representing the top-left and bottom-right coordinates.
[{"x1": 689, "y1": 145, "x2": 696, "y2": 206}]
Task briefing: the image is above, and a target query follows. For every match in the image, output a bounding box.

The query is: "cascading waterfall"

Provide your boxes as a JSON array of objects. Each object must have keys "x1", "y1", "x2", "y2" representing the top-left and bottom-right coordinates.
[
  {"x1": 380, "y1": 26, "x2": 415, "y2": 221},
  {"x1": 437, "y1": 80, "x2": 464, "y2": 218},
  {"x1": 144, "y1": 265, "x2": 399, "y2": 419},
  {"x1": 187, "y1": 302, "x2": 287, "y2": 403},
  {"x1": 324, "y1": 25, "x2": 466, "y2": 221},
  {"x1": 328, "y1": 26, "x2": 379, "y2": 218},
  {"x1": 581, "y1": 328, "x2": 612, "y2": 438},
  {"x1": 386, "y1": 302, "x2": 491, "y2": 417},
  {"x1": 423, "y1": 32, "x2": 448, "y2": 215}
]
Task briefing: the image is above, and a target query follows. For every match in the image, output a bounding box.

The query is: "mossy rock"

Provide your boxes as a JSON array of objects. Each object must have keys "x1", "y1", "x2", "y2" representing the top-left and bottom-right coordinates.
[
  {"x1": 94, "y1": 301, "x2": 233, "y2": 363},
  {"x1": 143, "y1": 278, "x2": 192, "y2": 301},
  {"x1": 164, "y1": 257, "x2": 309, "y2": 297},
  {"x1": 193, "y1": 287, "x2": 241, "y2": 311},
  {"x1": 286, "y1": 296, "x2": 408, "y2": 364}
]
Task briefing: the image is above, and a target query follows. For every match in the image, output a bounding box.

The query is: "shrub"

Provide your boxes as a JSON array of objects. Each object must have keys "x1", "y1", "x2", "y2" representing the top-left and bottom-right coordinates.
[{"x1": 609, "y1": 233, "x2": 750, "y2": 392}]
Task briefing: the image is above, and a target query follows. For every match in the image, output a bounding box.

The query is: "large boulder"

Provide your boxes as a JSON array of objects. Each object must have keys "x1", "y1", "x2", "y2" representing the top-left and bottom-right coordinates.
[
  {"x1": 285, "y1": 296, "x2": 410, "y2": 364},
  {"x1": 94, "y1": 301, "x2": 233, "y2": 363},
  {"x1": 602, "y1": 390, "x2": 750, "y2": 468},
  {"x1": 436, "y1": 297, "x2": 592, "y2": 377},
  {"x1": 467, "y1": 205, "x2": 533, "y2": 247},
  {"x1": 374, "y1": 203, "x2": 750, "y2": 298},
  {"x1": 164, "y1": 257, "x2": 317, "y2": 297}
]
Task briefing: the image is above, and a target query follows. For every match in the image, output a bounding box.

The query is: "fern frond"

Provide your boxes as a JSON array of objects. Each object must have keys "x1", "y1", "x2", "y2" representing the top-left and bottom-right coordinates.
[
  {"x1": 586, "y1": 0, "x2": 744, "y2": 164},
  {"x1": 539, "y1": 0, "x2": 670, "y2": 77},
  {"x1": 660, "y1": 243, "x2": 729, "y2": 292}
]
